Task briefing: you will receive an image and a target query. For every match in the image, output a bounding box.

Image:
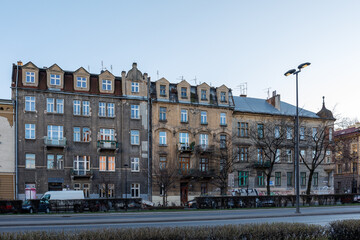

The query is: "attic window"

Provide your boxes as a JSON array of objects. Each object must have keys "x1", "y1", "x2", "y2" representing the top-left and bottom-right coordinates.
[
  {"x1": 26, "y1": 72, "x2": 35, "y2": 83},
  {"x1": 50, "y1": 74, "x2": 61, "y2": 86},
  {"x1": 76, "y1": 77, "x2": 87, "y2": 88},
  {"x1": 181, "y1": 87, "x2": 187, "y2": 98},
  {"x1": 102, "y1": 79, "x2": 112, "y2": 91},
  {"x1": 220, "y1": 92, "x2": 226, "y2": 102},
  {"x1": 160, "y1": 85, "x2": 166, "y2": 96},
  {"x1": 201, "y1": 90, "x2": 207, "y2": 100}
]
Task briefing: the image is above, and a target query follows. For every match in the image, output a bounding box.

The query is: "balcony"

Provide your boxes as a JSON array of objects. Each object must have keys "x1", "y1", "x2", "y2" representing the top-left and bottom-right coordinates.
[
  {"x1": 97, "y1": 140, "x2": 118, "y2": 150},
  {"x1": 44, "y1": 137, "x2": 66, "y2": 148},
  {"x1": 195, "y1": 144, "x2": 214, "y2": 154},
  {"x1": 177, "y1": 143, "x2": 194, "y2": 153},
  {"x1": 178, "y1": 168, "x2": 216, "y2": 178},
  {"x1": 253, "y1": 161, "x2": 271, "y2": 168},
  {"x1": 71, "y1": 169, "x2": 93, "y2": 178}
]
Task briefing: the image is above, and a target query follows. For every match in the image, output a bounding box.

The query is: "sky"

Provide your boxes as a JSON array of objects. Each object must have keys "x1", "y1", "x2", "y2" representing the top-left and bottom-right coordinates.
[{"x1": 1, "y1": 0, "x2": 359, "y2": 121}]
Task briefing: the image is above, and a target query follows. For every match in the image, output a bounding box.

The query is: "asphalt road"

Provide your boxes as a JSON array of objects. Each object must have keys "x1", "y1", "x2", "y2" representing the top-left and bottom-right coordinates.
[{"x1": 2, "y1": 205, "x2": 360, "y2": 232}]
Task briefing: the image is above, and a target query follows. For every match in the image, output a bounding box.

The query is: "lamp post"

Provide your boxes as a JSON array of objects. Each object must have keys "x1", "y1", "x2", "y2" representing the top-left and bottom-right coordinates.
[
  {"x1": 284, "y1": 62, "x2": 311, "y2": 214},
  {"x1": 124, "y1": 163, "x2": 128, "y2": 211}
]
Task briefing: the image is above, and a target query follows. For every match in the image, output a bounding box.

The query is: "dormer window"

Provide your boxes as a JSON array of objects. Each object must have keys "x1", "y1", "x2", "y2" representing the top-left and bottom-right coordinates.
[
  {"x1": 201, "y1": 90, "x2": 207, "y2": 100},
  {"x1": 26, "y1": 72, "x2": 35, "y2": 83},
  {"x1": 131, "y1": 82, "x2": 139, "y2": 93},
  {"x1": 102, "y1": 80, "x2": 112, "y2": 91},
  {"x1": 160, "y1": 85, "x2": 166, "y2": 96},
  {"x1": 181, "y1": 87, "x2": 187, "y2": 98},
  {"x1": 77, "y1": 77, "x2": 87, "y2": 88},
  {"x1": 220, "y1": 92, "x2": 226, "y2": 102},
  {"x1": 50, "y1": 74, "x2": 61, "y2": 86}
]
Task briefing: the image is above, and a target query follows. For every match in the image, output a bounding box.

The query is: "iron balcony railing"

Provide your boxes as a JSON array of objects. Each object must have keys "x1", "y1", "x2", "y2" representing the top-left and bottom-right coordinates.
[
  {"x1": 44, "y1": 137, "x2": 66, "y2": 147},
  {"x1": 71, "y1": 169, "x2": 93, "y2": 177},
  {"x1": 97, "y1": 140, "x2": 118, "y2": 150}
]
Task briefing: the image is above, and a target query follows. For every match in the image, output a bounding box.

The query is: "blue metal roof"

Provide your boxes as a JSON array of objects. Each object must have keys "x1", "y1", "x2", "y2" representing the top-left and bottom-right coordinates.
[{"x1": 233, "y1": 96, "x2": 319, "y2": 118}]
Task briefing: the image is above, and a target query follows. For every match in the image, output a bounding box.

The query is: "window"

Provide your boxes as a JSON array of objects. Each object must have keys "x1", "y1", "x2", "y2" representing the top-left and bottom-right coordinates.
[
  {"x1": 238, "y1": 122, "x2": 249, "y2": 137},
  {"x1": 47, "y1": 98, "x2": 54, "y2": 113},
  {"x1": 131, "y1": 82, "x2": 139, "y2": 93},
  {"x1": 99, "y1": 184, "x2": 114, "y2": 198},
  {"x1": 73, "y1": 127, "x2": 81, "y2": 142},
  {"x1": 300, "y1": 149, "x2": 305, "y2": 163},
  {"x1": 83, "y1": 101, "x2": 90, "y2": 116},
  {"x1": 200, "y1": 158, "x2": 209, "y2": 172},
  {"x1": 179, "y1": 157, "x2": 190, "y2": 174},
  {"x1": 26, "y1": 72, "x2": 35, "y2": 83},
  {"x1": 107, "y1": 103, "x2": 115, "y2": 117},
  {"x1": 274, "y1": 126, "x2": 280, "y2": 138},
  {"x1": 102, "y1": 79, "x2": 112, "y2": 91},
  {"x1": 220, "y1": 135, "x2": 226, "y2": 149},
  {"x1": 337, "y1": 164, "x2": 342, "y2": 174},
  {"x1": 159, "y1": 132, "x2": 167, "y2": 145},
  {"x1": 99, "y1": 102, "x2": 106, "y2": 117},
  {"x1": 300, "y1": 127, "x2": 305, "y2": 140},
  {"x1": 83, "y1": 127, "x2": 90, "y2": 142},
  {"x1": 159, "y1": 157, "x2": 167, "y2": 169},
  {"x1": 73, "y1": 156, "x2": 90, "y2": 175},
  {"x1": 300, "y1": 172, "x2": 306, "y2": 186},
  {"x1": 326, "y1": 150, "x2": 331, "y2": 163},
  {"x1": 99, "y1": 156, "x2": 115, "y2": 171},
  {"x1": 131, "y1": 158, "x2": 140, "y2": 172},
  {"x1": 131, "y1": 105, "x2": 139, "y2": 119},
  {"x1": 329, "y1": 128, "x2": 333, "y2": 141},
  {"x1": 108, "y1": 184, "x2": 115, "y2": 198},
  {"x1": 201, "y1": 183, "x2": 208, "y2": 195},
  {"x1": 159, "y1": 107, "x2": 166, "y2": 121},
  {"x1": 275, "y1": 149, "x2": 281, "y2": 163},
  {"x1": 181, "y1": 109, "x2": 188, "y2": 123},
  {"x1": 201, "y1": 111, "x2": 207, "y2": 124},
  {"x1": 131, "y1": 183, "x2": 140, "y2": 197},
  {"x1": 100, "y1": 129, "x2": 115, "y2": 141},
  {"x1": 181, "y1": 87, "x2": 187, "y2": 98},
  {"x1": 286, "y1": 127, "x2": 293, "y2": 139},
  {"x1": 76, "y1": 77, "x2": 87, "y2": 88},
  {"x1": 286, "y1": 149, "x2": 292, "y2": 163},
  {"x1": 312, "y1": 127, "x2": 318, "y2": 140},
  {"x1": 257, "y1": 148, "x2": 263, "y2": 163},
  {"x1": 47, "y1": 125, "x2": 63, "y2": 140},
  {"x1": 201, "y1": 89, "x2": 207, "y2": 100},
  {"x1": 239, "y1": 147, "x2": 248, "y2": 162},
  {"x1": 239, "y1": 171, "x2": 248, "y2": 186},
  {"x1": 220, "y1": 92, "x2": 226, "y2": 102},
  {"x1": 57, "y1": 155, "x2": 64, "y2": 170},
  {"x1": 257, "y1": 124, "x2": 264, "y2": 138},
  {"x1": 25, "y1": 96, "x2": 35, "y2": 112},
  {"x1": 179, "y1": 132, "x2": 189, "y2": 145},
  {"x1": 56, "y1": 99, "x2": 64, "y2": 114},
  {"x1": 131, "y1": 130, "x2": 139, "y2": 145},
  {"x1": 313, "y1": 172, "x2": 318, "y2": 186},
  {"x1": 275, "y1": 172, "x2": 281, "y2": 186},
  {"x1": 160, "y1": 85, "x2": 166, "y2": 96},
  {"x1": 257, "y1": 171, "x2": 264, "y2": 186},
  {"x1": 50, "y1": 74, "x2": 61, "y2": 86},
  {"x1": 47, "y1": 154, "x2": 55, "y2": 169},
  {"x1": 287, "y1": 172, "x2": 293, "y2": 186},
  {"x1": 73, "y1": 100, "x2": 81, "y2": 115},
  {"x1": 25, "y1": 124, "x2": 35, "y2": 139},
  {"x1": 199, "y1": 134, "x2": 208, "y2": 147},
  {"x1": 25, "y1": 153, "x2": 35, "y2": 169},
  {"x1": 220, "y1": 113, "x2": 226, "y2": 126}
]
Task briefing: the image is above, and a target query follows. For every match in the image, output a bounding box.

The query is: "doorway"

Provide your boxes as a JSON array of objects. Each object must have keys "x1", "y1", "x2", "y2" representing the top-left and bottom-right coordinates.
[{"x1": 180, "y1": 182, "x2": 188, "y2": 205}]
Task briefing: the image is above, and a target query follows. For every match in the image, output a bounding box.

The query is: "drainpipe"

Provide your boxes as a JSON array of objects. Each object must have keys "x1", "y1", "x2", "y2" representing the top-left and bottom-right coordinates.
[
  {"x1": 14, "y1": 62, "x2": 19, "y2": 200},
  {"x1": 147, "y1": 76, "x2": 152, "y2": 201}
]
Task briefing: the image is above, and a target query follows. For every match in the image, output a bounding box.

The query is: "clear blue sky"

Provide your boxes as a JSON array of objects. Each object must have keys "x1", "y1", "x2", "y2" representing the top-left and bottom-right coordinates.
[{"x1": 1, "y1": 0, "x2": 359, "y2": 121}]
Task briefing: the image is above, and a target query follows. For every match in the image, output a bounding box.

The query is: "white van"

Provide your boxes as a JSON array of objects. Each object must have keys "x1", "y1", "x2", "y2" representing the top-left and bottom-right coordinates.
[{"x1": 39, "y1": 190, "x2": 85, "y2": 213}]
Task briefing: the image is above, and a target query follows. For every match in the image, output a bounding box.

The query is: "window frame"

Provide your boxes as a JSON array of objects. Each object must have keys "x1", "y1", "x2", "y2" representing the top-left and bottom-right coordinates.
[
  {"x1": 50, "y1": 74, "x2": 61, "y2": 86},
  {"x1": 131, "y1": 105, "x2": 140, "y2": 119},
  {"x1": 25, "y1": 96, "x2": 35, "y2": 112},
  {"x1": 159, "y1": 107, "x2": 167, "y2": 121},
  {"x1": 25, "y1": 153, "x2": 36, "y2": 169},
  {"x1": 131, "y1": 130, "x2": 140, "y2": 145},
  {"x1": 25, "y1": 123, "x2": 35, "y2": 139},
  {"x1": 76, "y1": 77, "x2": 87, "y2": 88},
  {"x1": 131, "y1": 157, "x2": 140, "y2": 172},
  {"x1": 131, "y1": 82, "x2": 139, "y2": 93},
  {"x1": 26, "y1": 72, "x2": 35, "y2": 83}
]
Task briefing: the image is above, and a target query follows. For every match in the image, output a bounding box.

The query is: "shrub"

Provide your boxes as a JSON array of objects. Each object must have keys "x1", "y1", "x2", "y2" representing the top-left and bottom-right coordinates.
[{"x1": 328, "y1": 219, "x2": 360, "y2": 240}]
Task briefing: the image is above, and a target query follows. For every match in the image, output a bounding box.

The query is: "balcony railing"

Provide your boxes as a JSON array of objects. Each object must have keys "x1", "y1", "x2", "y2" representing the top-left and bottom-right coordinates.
[
  {"x1": 97, "y1": 140, "x2": 118, "y2": 150},
  {"x1": 44, "y1": 137, "x2": 66, "y2": 147},
  {"x1": 177, "y1": 143, "x2": 194, "y2": 152},
  {"x1": 253, "y1": 161, "x2": 271, "y2": 168},
  {"x1": 195, "y1": 144, "x2": 214, "y2": 153},
  {"x1": 71, "y1": 169, "x2": 93, "y2": 177},
  {"x1": 178, "y1": 168, "x2": 216, "y2": 178}
]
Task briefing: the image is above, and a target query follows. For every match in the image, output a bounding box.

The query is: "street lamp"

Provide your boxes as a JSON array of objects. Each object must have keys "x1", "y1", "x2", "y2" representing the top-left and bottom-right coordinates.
[
  {"x1": 284, "y1": 62, "x2": 311, "y2": 214},
  {"x1": 124, "y1": 163, "x2": 128, "y2": 211}
]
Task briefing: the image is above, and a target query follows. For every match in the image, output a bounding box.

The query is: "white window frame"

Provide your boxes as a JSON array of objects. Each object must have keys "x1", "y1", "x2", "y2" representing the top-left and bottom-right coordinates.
[
  {"x1": 312, "y1": 127, "x2": 318, "y2": 140},
  {"x1": 82, "y1": 101, "x2": 90, "y2": 116},
  {"x1": 25, "y1": 153, "x2": 35, "y2": 169},
  {"x1": 220, "y1": 92, "x2": 226, "y2": 102},
  {"x1": 47, "y1": 98, "x2": 55, "y2": 113},
  {"x1": 300, "y1": 149, "x2": 305, "y2": 163},
  {"x1": 274, "y1": 126, "x2": 280, "y2": 138},
  {"x1": 76, "y1": 77, "x2": 87, "y2": 88},
  {"x1": 159, "y1": 132, "x2": 167, "y2": 145},
  {"x1": 160, "y1": 85, "x2": 166, "y2": 96},
  {"x1": 131, "y1": 105, "x2": 140, "y2": 119},
  {"x1": 26, "y1": 72, "x2": 35, "y2": 83},
  {"x1": 287, "y1": 149, "x2": 293, "y2": 163},
  {"x1": 50, "y1": 74, "x2": 61, "y2": 86},
  {"x1": 201, "y1": 89, "x2": 207, "y2": 100},
  {"x1": 131, "y1": 183, "x2": 140, "y2": 198},
  {"x1": 73, "y1": 100, "x2": 81, "y2": 115},
  {"x1": 73, "y1": 127, "x2": 81, "y2": 142},
  {"x1": 99, "y1": 102, "x2": 106, "y2": 117},
  {"x1": 201, "y1": 111, "x2": 207, "y2": 124},
  {"x1": 25, "y1": 96, "x2": 35, "y2": 112},
  {"x1": 179, "y1": 132, "x2": 189, "y2": 145},
  {"x1": 159, "y1": 107, "x2": 166, "y2": 121},
  {"x1": 83, "y1": 127, "x2": 91, "y2": 142},
  {"x1": 102, "y1": 79, "x2": 112, "y2": 91},
  {"x1": 181, "y1": 109, "x2": 188, "y2": 123},
  {"x1": 131, "y1": 158, "x2": 140, "y2": 172},
  {"x1": 220, "y1": 113, "x2": 226, "y2": 126},
  {"x1": 100, "y1": 128, "x2": 115, "y2": 141},
  {"x1": 300, "y1": 127, "x2": 305, "y2": 140},
  {"x1": 286, "y1": 127, "x2": 293, "y2": 139},
  {"x1": 200, "y1": 134, "x2": 208, "y2": 147},
  {"x1": 131, "y1": 82, "x2": 139, "y2": 93},
  {"x1": 47, "y1": 125, "x2": 63, "y2": 140},
  {"x1": 73, "y1": 156, "x2": 90, "y2": 175},
  {"x1": 56, "y1": 99, "x2": 64, "y2": 114},
  {"x1": 107, "y1": 103, "x2": 115, "y2": 117},
  {"x1": 275, "y1": 149, "x2": 281, "y2": 163},
  {"x1": 47, "y1": 154, "x2": 55, "y2": 169},
  {"x1": 181, "y1": 87, "x2": 187, "y2": 98},
  {"x1": 131, "y1": 130, "x2": 140, "y2": 145},
  {"x1": 25, "y1": 124, "x2": 35, "y2": 139}
]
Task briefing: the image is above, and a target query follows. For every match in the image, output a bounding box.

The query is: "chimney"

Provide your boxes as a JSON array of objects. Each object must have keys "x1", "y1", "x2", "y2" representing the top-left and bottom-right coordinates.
[
  {"x1": 266, "y1": 91, "x2": 281, "y2": 110},
  {"x1": 17, "y1": 61, "x2": 23, "y2": 66}
]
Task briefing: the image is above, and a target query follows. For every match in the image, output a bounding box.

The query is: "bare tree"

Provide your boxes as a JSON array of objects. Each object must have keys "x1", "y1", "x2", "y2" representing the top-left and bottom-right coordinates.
[
  {"x1": 300, "y1": 121, "x2": 334, "y2": 195},
  {"x1": 335, "y1": 117, "x2": 359, "y2": 130},
  {"x1": 153, "y1": 163, "x2": 178, "y2": 206},
  {"x1": 248, "y1": 120, "x2": 289, "y2": 196}
]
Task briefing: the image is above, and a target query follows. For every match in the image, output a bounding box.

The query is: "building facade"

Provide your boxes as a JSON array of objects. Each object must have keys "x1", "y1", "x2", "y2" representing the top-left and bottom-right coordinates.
[
  {"x1": 0, "y1": 99, "x2": 15, "y2": 199},
  {"x1": 12, "y1": 62, "x2": 150, "y2": 200}
]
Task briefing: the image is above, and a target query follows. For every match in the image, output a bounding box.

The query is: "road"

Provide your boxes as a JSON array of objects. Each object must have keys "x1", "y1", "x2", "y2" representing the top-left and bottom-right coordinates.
[{"x1": 1, "y1": 206, "x2": 360, "y2": 232}]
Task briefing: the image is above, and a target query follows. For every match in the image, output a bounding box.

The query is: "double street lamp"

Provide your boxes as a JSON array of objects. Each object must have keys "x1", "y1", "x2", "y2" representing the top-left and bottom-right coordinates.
[{"x1": 284, "y1": 62, "x2": 311, "y2": 214}]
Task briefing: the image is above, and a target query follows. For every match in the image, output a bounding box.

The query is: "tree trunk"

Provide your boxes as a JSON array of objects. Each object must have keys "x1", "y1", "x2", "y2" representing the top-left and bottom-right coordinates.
[
  {"x1": 306, "y1": 170, "x2": 314, "y2": 196},
  {"x1": 162, "y1": 192, "x2": 166, "y2": 206},
  {"x1": 266, "y1": 173, "x2": 271, "y2": 196}
]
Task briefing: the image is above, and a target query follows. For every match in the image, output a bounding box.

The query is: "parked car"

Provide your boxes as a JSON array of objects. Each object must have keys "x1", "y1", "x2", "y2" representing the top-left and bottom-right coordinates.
[
  {"x1": 38, "y1": 190, "x2": 85, "y2": 213},
  {"x1": 187, "y1": 199, "x2": 197, "y2": 208}
]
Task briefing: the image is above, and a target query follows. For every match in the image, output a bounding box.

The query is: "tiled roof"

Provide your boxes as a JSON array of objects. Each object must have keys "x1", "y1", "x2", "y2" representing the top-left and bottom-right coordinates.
[
  {"x1": 233, "y1": 96, "x2": 319, "y2": 118},
  {"x1": 334, "y1": 127, "x2": 360, "y2": 137}
]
